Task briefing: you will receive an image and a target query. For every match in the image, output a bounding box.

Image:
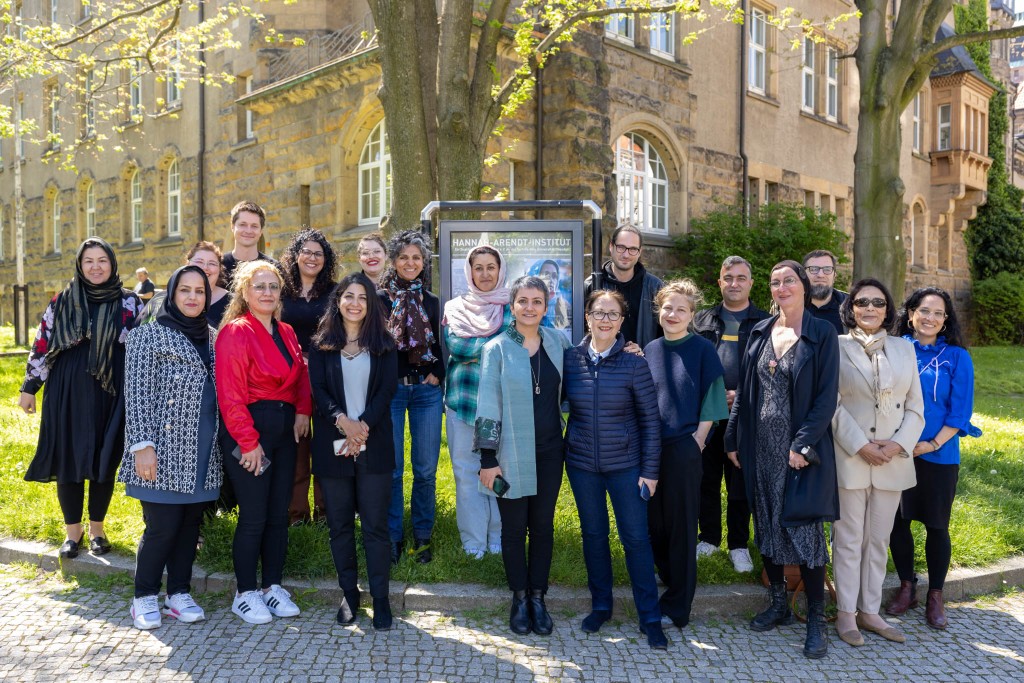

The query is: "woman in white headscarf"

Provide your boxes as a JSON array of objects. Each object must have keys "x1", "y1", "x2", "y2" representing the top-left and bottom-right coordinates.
[{"x1": 442, "y1": 245, "x2": 511, "y2": 558}]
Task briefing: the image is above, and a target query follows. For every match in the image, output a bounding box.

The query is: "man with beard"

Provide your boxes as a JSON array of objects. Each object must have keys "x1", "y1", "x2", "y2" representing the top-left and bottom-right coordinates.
[
  {"x1": 802, "y1": 249, "x2": 847, "y2": 335},
  {"x1": 584, "y1": 223, "x2": 663, "y2": 349}
]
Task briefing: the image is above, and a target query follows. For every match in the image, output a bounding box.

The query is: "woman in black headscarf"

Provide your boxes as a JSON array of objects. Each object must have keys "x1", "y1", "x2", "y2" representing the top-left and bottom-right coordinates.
[
  {"x1": 120, "y1": 265, "x2": 222, "y2": 630},
  {"x1": 19, "y1": 238, "x2": 143, "y2": 559}
]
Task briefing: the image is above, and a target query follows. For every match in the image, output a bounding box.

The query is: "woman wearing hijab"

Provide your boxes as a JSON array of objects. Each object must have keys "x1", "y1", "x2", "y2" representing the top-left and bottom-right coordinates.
[
  {"x1": 120, "y1": 266, "x2": 222, "y2": 630},
  {"x1": 378, "y1": 229, "x2": 445, "y2": 565},
  {"x1": 443, "y1": 245, "x2": 511, "y2": 559},
  {"x1": 18, "y1": 238, "x2": 143, "y2": 559}
]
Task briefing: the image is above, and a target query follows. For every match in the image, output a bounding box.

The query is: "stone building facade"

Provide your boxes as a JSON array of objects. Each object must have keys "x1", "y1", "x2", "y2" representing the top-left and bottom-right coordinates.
[{"x1": 0, "y1": 0, "x2": 1012, "y2": 322}]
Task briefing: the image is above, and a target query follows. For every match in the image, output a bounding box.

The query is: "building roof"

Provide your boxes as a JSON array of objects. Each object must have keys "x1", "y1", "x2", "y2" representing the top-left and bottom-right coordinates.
[{"x1": 931, "y1": 23, "x2": 999, "y2": 91}]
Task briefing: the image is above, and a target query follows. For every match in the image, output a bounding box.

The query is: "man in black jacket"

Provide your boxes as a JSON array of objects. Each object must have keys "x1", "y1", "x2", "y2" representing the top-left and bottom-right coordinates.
[
  {"x1": 803, "y1": 249, "x2": 847, "y2": 335},
  {"x1": 692, "y1": 256, "x2": 768, "y2": 573},
  {"x1": 584, "y1": 222, "x2": 663, "y2": 349}
]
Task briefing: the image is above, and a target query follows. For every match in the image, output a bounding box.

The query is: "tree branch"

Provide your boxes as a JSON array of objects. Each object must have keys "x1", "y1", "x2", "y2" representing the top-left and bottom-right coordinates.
[
  {"x1": 918, "y1": 24, "x2": 1024, "y2": 64},
  {"x1": 49, "y1": 0, "x2": 182, "y2": 50}
]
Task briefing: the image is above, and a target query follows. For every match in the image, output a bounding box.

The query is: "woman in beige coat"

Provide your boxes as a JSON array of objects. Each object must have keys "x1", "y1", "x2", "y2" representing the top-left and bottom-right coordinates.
[{"x1": 832, "y1": 278, "x2": 925, "y2": 647}]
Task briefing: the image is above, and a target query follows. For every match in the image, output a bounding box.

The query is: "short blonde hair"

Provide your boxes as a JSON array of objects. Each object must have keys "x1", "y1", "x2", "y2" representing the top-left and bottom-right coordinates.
[
  {"x1": 219, "y1": 260, "x2": 284, "y2": 329},
  {"x1": 654, "y1": 279, "x2": 704, "y2": 312}
]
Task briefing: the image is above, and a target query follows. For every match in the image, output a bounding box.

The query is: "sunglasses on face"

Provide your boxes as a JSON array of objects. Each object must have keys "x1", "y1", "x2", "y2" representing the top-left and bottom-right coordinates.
[{"x1": 852, "y1": 297, "x2": 886, "y2": 309}]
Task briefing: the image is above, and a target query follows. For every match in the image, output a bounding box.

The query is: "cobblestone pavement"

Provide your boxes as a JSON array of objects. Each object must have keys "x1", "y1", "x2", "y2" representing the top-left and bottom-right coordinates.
[{"x1": 1, "y1": 566, "x2": 1023, "y2": 682}]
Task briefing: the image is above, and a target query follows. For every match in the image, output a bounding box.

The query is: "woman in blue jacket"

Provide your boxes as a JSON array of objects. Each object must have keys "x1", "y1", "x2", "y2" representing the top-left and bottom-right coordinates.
[
  {"x1": 564, "y1": 290, "x2": 666, "y2": 649},
  {"x1": 643, "y1": 280, "x2": 728, "y2": 632}
]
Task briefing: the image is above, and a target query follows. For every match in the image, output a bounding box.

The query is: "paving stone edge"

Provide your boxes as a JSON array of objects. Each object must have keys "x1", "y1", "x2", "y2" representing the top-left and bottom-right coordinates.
[{"x1": 2, "y1": 536, "x2": 1022, "y2": 616}]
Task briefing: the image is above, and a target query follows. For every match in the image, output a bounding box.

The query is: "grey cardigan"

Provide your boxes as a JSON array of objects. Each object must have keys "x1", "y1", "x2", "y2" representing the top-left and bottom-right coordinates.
[
  {"x1": 473, "y1": 324, "x2": 570, "y2": 499},
  {"x1": 120, "y1": 323, "x2": 222, "y2": 494}
]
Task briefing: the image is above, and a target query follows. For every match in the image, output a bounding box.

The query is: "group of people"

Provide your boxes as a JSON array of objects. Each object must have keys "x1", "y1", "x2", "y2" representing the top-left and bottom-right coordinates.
[{"x1": 17, "y1": 207, "x2": 979, "y2": 659}]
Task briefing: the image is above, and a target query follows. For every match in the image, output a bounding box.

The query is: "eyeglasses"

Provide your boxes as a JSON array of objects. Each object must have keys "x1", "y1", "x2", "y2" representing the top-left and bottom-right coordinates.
[
  {"x1": 805, "y1": 266, "x2": 835, "y2": 275},
  {"x1": 250, "y1": 283, "x2": 281, "y2": 293},
  {"x1": 299, "y1": 248, "x2": 325, "y2": 260},
  {"x1": 189, "y1": 259, "x2": 220, "y2": 270},
  {"x1": 914, "y1": 307, "x2": 947, "y2": 320},
  {"x1": 588, "y1": 310, "x2": 622, "y2": 321},
  {"x1": 358, "y1": 248, "x2": 385, "y2": 257},
  {"x1": 853, "y1": 297, "x2": 887, "y2": 309},
  {"x1": 770, "y1": 277, "x2": 799, "y2": 289},
  {"x1": 613, "y1": 244, "x2": 641, "y2": 256}
]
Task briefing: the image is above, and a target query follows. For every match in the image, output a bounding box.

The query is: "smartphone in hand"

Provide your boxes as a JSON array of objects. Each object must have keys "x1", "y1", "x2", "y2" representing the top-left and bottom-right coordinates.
[
  {"x1": 232, "y1": 445, "x2": 271, "y2": 475},
  {"x1": 639, "y1": 481, "x2": 652, "y2": 501},
  {"x1": 492, "y1": 474, "x2": 511, "y2": 497}
]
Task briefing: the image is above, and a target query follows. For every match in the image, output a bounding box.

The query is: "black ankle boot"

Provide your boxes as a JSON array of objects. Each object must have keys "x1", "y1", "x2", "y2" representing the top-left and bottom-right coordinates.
[
  {"x1": 372, "y1": 597, "x2": 393, "y2": 630},
  {"x1": 749, "y1": 582, "x2": 794, "y2": 632},
  {"x1": 336, "y1": 588, "x2": 360, "y2": 624},
  {"x1": 509, "y1": 590, "x2": 531, "y2": 634},
  {"x1": 413, "y1": 538, "x2": 432, "y2": 564},
  {"x1": 528, "y1": 588, "x2": 553, "y2": 635},
  {"x1": 804, "y1": 599, "x2": 828, "y2": 659}
]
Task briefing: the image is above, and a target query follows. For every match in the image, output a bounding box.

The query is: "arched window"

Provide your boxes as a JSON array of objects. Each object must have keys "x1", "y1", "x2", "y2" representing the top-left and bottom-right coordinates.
[
  {"x1": 358, "y1": 120, "x2": 392, "y2": 225},
  {"x1": 131, "y1": 170, "x2": 143, "y2": 241},
  {"x1": 52, "y1": 195, "x2": 62, "y2": 253},
  {"x1": 85, "y1": 182, "x2": 95, "y2": 236},
  {"x1": 614, "y1": 132, "x2": 669, "y2": 234},
  {"x1": 167, "y1": 160, "x2": 180, "y2": 236}
]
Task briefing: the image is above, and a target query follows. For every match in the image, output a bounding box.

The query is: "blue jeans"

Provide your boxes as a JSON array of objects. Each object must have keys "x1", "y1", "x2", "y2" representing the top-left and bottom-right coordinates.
[
  {"x1": 446, "y1": 410, "x2": 501, "y2": 554},
  {"x1": 567, "y1": 465, "x2": 661, "y2": 626},
  {"x1": 389, "y1": 382, "x2": 444, "y2": 542}
]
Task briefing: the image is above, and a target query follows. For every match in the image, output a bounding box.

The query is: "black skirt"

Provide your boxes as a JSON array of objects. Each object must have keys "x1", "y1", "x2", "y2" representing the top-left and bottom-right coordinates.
[
  {"x1": 24, "y1": 341, "x2": 126, "y2": 484},
  {"x1": 897, "y1": 458, "x2": 959, "y2": 529}
]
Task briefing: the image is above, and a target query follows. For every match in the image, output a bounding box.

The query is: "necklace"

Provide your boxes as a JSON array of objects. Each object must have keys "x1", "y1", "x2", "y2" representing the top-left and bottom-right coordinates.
[
  {"x1": 530, "y1": 351, "x2": 541, "y2": 395},
  {"x1": 340, "y1": 341, "x2": 363, "y2": 361}
]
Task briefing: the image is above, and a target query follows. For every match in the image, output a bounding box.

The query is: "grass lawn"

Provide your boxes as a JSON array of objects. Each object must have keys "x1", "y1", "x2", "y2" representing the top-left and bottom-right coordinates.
[{"x1": 1, "y1": 320, "x2": 1022, "y2": 588}]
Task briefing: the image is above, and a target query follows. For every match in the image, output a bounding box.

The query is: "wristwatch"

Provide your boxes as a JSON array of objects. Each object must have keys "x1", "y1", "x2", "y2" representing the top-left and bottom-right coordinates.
[{"x1": 799, "y1": 445, "x2": 811, "y2": 456}]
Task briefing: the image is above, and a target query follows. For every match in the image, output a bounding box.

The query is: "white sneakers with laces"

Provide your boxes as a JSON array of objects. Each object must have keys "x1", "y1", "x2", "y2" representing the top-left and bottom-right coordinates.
[
  {"x1": 262, "y1": 584, "x2": 300, "y2": 617},
  {"x1": 162, "y1": 593, "x2": 206, "y2": 623},
  {"x1": 730, "y1": 548, "x2": 755, "y2": 573},
  {"x1": 232, "y1": 590, "x2": 273, "y2": 624},
  {"x1": 131, "y1": 595, "x2": 162, "y2": 630},
  {"x1": 695, "y1": 541, "x2": 718, "y2": 559}
]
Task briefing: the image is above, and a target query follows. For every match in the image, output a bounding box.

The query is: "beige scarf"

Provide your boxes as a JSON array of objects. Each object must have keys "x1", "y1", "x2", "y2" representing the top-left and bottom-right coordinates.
[{"x1": 849, "y1": 327, "x2": 895, "y2": 416}]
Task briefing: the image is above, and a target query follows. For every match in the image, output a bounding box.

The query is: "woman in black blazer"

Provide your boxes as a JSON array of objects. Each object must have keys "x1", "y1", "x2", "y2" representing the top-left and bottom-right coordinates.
[
  {"x1": 309, "y1": 273, "x2": 398, "y2": 630},
  {"x1": 725, "y1": 260, "x2": 839, "y2": 659}
]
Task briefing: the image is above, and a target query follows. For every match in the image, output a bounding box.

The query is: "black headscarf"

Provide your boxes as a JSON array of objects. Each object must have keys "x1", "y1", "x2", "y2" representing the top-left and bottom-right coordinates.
[
  {"x1": 156, "y1": 265, "x2": 213, "y2": 367},
  {"x1": 46, "y1": 238, "x2": 125, "y2": 395}
]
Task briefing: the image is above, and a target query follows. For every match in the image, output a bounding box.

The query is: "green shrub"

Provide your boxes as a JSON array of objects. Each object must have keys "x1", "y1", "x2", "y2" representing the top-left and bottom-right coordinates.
[
  {"x1": 972, "y1": 273, "x2": 1024, "y2": 345},
  {"x1": 671, "y1": 202, "x2": 849, "y2": 311}
]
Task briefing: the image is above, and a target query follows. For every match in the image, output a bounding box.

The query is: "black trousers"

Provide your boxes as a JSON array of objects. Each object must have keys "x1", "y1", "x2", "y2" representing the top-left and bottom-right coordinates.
[
  {"x1": 889, "y1": 515, "x2": 952, "y2": 591},
  {"x1": 55, "y1": 480, "x2": 116, "y2": 526},
  {"x1": 495, "y1": 449, "x2": 563, "y2": 593},
  {"x1": 648, "y1": 436, "x2": 702, "y2": 626},
  {"x1": 698, "y1": 425, "x2": 750, "y2": 549},
  {"x1": 134, "y1": 500, "x2": 207, "y2": 598},
  {"x1": 224, "y1": 401, "x2": 297, "y2": 593},
  {"x1": 319, "y1": 466, "x2": 392, "y2": 600}
]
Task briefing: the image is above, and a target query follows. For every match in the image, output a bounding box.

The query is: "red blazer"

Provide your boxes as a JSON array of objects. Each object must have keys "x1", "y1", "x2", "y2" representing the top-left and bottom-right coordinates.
[{"x1": 215, "y1": 312, "x2": 313, "y2": 452}]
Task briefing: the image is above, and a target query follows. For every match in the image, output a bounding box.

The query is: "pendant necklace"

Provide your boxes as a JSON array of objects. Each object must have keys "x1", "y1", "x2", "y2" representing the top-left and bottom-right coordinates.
[{"x1": 530, "y1": 352, "x2": 541, "y2": 395}]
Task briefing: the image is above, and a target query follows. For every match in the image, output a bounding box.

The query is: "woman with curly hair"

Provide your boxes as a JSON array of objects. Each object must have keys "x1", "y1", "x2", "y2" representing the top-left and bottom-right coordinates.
[{"x1": 279, "y1": 229, "x2": 338, "y2": 525}]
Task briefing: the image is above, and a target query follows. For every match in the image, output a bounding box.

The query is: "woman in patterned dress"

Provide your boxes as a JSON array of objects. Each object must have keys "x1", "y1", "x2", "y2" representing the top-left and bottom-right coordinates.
[
  {"x1": 18, "y1": 238, "x2": 143, "y2": 559},
  {"x1": 725, "y1": 260, "x2": 839, "y2": 659}
]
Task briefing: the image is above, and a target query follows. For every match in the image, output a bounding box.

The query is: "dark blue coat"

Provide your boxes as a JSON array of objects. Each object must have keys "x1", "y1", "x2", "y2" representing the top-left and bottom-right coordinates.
[
  {"x1": 563, "y1": 335, "x2": 661, "y2": 479},
  {"x1": 724, "y1": 311, "x2": 839, "y2": 527}
]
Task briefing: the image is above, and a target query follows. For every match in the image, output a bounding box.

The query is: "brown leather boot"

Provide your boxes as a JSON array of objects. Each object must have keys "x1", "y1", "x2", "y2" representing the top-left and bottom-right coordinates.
[
  {"x1": 885, "y1": 579, "x2": 919, "y2": 616},
  {"x1": 925, "y1": 589, "x2": 947, "y2": 629}
]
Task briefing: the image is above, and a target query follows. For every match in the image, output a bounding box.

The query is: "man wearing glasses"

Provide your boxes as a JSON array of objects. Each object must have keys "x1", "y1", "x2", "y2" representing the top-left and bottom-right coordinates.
[
  {"x1": 222, "y1": 200, "x2": 280, "y2": 288},
  {"x1": 584, "y1": 222, "x2": 664, "y2": 349},
  {"x1": 802, "y1": 249, "x2": 847, "y2": 335}
]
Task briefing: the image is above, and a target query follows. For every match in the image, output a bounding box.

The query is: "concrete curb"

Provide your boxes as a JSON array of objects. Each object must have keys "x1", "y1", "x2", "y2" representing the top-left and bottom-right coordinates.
[{"x1": 3, "y1": 536, "x2": 1022, "y2": 616}]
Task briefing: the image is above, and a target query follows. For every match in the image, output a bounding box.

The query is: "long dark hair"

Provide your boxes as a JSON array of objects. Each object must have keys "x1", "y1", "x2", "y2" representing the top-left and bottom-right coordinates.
[
  {"x1": 313, "y1": 273, "x2": 395, "y2": 355},
  {"x1": 892, "y1": 286, "x2": 966, "y2": 348},
  {"x1": 840, "y1": 278, "x2": 896, "y2": 331},
  {"x1": 279, "y1": 228, "x2": 337, "y2": 300}
]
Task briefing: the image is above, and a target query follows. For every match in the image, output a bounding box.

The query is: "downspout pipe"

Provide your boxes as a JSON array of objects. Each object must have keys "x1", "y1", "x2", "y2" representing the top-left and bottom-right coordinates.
[
  {"x1": 739, "y1": 0, "x2": 749, "y2": 224},
  {"x1": 197, "y1": 0, "x2": 207, "y2": 240},
  {"x1": 536, "y1": 65, "x2": 544, "y2": 202}
]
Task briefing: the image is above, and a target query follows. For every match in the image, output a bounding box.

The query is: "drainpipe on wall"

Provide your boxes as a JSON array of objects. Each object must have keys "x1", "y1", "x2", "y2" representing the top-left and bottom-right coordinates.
[
  {"x1": 535, "y1": 64, "x2": 544, "y2": 202},
  {"x1": 196, "y1": 0, "x2": 207, "y2": 241},
  {"x1": 739, "y1": 0, "x2": 749, "y2": 225}
]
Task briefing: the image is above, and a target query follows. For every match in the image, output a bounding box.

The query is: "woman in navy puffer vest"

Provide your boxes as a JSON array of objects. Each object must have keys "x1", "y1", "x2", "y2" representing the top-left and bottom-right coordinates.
[{"x1": 563, "y1": 290, "x2": 666, "y2": 649}]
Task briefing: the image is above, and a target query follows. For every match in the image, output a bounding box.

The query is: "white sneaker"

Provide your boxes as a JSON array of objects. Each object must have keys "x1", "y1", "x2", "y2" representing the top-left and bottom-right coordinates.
[
  {"x1": 131, "y1": 595, "x2": 162, "y2": 630},
  {"x1": 695, "y1": 541, "x2": 718, "y2": 559},
  {"x1": 232, "y1": 590, "x2": 273, "y2": 624},
  {"x1": 730, "y1": 548, "x2": 755, "y2": 573},
  {"x1": 262, "y1": 584, "x2": 300, "y2": 617},
  {"x1": 162, "y1": 593, "x2": 206, "y2": 623}
]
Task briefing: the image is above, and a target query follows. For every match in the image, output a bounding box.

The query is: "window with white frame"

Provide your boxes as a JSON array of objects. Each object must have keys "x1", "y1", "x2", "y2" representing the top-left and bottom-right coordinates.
[
  {"x1": 912, "y1": 93, "x2": 922, "y2": 153},
  {"x1": 85, "y1": 182, "x2": 95, "y2": 235},
  {"x1": 166, "y1": 160, "x2": 180, "y2": 236},
  {"x1": 17, "y1": 99, "x2": 25, "y2": 156},
  {"x1": 802, "y1": 37, "x2": 816, "y2": 113},
  {"x1": 52, "y1": 195, "x2": 61, "y2": 253},
  {"x1": 614, "y1": 132, "x2": 669, "y2": 234},
  {"x1": 48, "y1": 83, "x2": 60, "y2": 144},
  {"x1": 244, "y1": 75, "x2": 254, "y2": 139},
  {"x1": 937, "y1": 103, "x2": 951, "y2": 151},
  {"x1": 650, "y1": 13, "x2": 673, "y2": 57},
  {"x1": 748, "y1": 8, "x2": 767, "y2": 93},
  {"x1": 131, "y1": 170, "x2": 143, "y2": 241},
  {"x1": 80, "y1": 0, "x2": 90, "y2": 20},
  {"x1": 0, "y1": 205, "x2": 5, "y2": 260},
  {"x1": 166, "y1": 39, "x2": 182, "y2": 106},
  {"x1": 84, "y1": 69, "x2": 96, "y2": 137},
  {"x1": 50, "y1": 0, "x2": 58, "y2": 24},
  {"x1": 604, "y1": 0, "x2": 634, "y2": 43},
  {"x1": 358, "y1": 120, "x2": 392, "y2": 225},
  {"x1": 129, "y1": 60, "x2": 142, "y2": 120},
  {"x1": 826, "y1": 46, "x2": 839, "y2": 121}
]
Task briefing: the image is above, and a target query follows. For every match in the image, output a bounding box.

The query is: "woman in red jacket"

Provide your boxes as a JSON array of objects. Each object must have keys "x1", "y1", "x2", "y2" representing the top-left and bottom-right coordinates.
[{"x1": 216, "y1": 260, "x2": 312, "y2": 625}]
